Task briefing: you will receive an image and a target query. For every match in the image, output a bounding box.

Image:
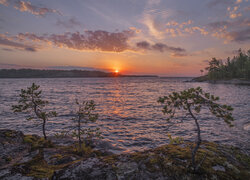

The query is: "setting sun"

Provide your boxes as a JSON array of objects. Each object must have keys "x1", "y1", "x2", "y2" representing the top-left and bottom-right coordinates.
[{"x1": 115, "y1": 70, "x2": 119, "y2": 73}]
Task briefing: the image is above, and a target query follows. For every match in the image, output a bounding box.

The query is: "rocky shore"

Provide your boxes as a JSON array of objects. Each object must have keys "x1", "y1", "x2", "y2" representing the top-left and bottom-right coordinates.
[{"x1": 0, "y1": 129, "x2": 250, "y2": 180}]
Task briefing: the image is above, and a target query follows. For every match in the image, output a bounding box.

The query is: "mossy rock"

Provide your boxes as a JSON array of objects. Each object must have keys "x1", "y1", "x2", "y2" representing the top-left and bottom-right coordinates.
[{"x1": 23, "y1": 135, "x2": 53, "y2": 150}]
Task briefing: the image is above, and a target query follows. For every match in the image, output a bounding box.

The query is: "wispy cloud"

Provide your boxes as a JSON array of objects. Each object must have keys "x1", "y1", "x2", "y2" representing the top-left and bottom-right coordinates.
[
  {"x1": 142, "y1": 12, "x2": 165, "y2": 39},
  {"x1": 2, "y1": 47, "x2": 14, "y2": 52},
  {"x1": 141, "y1": 0, "x2": 173, "y2": 39},
  {"x1": 56, "y1": 17, "x2": 81, "y2": 29},
  {"x1": 0, "y1": 0, "x2": 61, "y2": 16},
  {"x1": 136, "y1": 41, "x2": 187, "y2": 56},
  {"x1": 207, "y1": 0, "x2": 235, "y2": 8},
  {"x1": 0, "y1": 0, "x2": 9, "y2": 6}
]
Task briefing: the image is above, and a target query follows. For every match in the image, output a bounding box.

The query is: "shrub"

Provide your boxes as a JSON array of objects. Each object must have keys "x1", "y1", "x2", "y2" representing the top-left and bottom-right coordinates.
[{"x1": 71, "y1": 99, "x2": 100, "y2": 153}]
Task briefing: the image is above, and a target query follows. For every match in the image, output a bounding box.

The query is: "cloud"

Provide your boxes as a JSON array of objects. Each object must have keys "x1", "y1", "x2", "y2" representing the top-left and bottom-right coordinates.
[
  {"x1": 17, "y1": 30, "x2": 135, "y2": 52},
  {"x1": 142, "y1": 12, "x2": 165, "y2": 39},
  {"x1": 147, "y1": 0, "x2": 161, "y2": 6},
  {"x1": 0, "y1": 0, "x2": 61, "y2": 16},
  {"x1": 136, "y1": 41, "x2": 151, "y2": 50},
  {"x1": 236, "y1": 0, "x2": 243, "y2": 4},
  {"x1": 208, "y1": 18, "x2": 250, "y2": 29},
  {"x1": 165, "y1": 20, "x2": 208, "y2": 37},
  {"x1": 24, "y1": 47, "x2": 36, "y2": 52},
  {"x1": 2, "y1": 48, "x2": 14, "y2": 51},
  {"x1": 0, "y1": 34, "x2": 37, "y2": 52},
  {"x1": 0, "y1": 0, "x2": 8, "y2": 6},
  {"x1": 227, "y1": 5, "x2": 242, "y2": 19},
  {"x1": 207, "y1": 18, "x2": 250, "y2": 42},
  {"x1": 244, "y1": 6, "x2": 250, "y2": 12},
  {"x1": 207, "y1": 0, "x2": 235, "y2": 8},
  {"x1": 56, "y1": 17, "x2": 81, "y2": 28},
  {"x1": 208, "y1": 21, "x2": 230, "y2": 29},
  {"x1": 212, "y1": 27, "x2": 250, "y2": 42},
  {"x1": 225, "y1": 28, "x2": 250, "y2": 42},
  {"x1": 136, "y1": 41, "x2": 187, "y2": 56}
]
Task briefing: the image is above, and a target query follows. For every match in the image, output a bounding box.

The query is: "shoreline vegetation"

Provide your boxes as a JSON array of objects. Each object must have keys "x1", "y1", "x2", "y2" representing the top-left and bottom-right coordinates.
[
  {"x1": 191, "y1": 49, "x2": 250, "y2": 85},
  {"x1": 0, "y1": 69, "x2": 158, "y2": 78}
]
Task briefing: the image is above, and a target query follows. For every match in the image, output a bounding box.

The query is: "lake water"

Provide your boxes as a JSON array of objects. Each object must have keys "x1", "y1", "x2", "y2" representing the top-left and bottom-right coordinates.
[{"x1": 0, "y1": 77, "x2": 249, "y2": 153}]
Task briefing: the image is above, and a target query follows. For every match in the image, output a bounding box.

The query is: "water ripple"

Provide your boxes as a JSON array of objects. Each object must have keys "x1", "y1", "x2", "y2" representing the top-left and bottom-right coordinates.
[{"x1": 0, "y1": 77, "x2": 249, "y2": 153}]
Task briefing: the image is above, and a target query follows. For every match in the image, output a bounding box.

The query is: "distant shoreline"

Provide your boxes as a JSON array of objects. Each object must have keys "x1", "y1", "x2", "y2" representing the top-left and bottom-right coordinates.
[
  {"x1": 0, "y1": 69, "x2": 158, "y2": 78},
  {"x1": 190, "y1": 76, "x2": 250, "y2": 85}
]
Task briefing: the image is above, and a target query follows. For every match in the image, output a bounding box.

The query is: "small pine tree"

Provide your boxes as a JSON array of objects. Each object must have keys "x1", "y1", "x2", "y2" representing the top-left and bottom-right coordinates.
[
  {"x1": 12, "y1": 83, "x2": 57, "y2": 140},
  {"x1": 71, "y1": 99, "x2": 99, "y2": 152},
  {"x1": 158, "y1": 87, "x2": 234, "y2": 171}
]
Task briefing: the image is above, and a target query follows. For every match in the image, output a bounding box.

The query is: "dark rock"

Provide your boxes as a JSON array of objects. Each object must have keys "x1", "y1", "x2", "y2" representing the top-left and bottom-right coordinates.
[
  {"x1": 49, "y1": 136, "x2": 76, "y2": 146},
  {"x1": 19, "y1": 150, "x2": 39, "y2": 164},
  {"x1": 93, "y1": 139, "x2": 123, "y2": 155},
  {"x1": 212, "y1": 165, "x2": 225, "y2": 172},
  {"x1": 0, "y1": 129, "x2": 29, "y2": 168},
  {"x1": 52, "y1": 158, "x2": 115, "y2": 180},
  {"x1": 1, "y1": 130, "x2": 249, "y2": 180}
]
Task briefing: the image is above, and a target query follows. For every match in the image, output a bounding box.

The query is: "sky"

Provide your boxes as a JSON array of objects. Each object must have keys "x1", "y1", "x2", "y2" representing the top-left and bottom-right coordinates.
[{"x1": 0, "y1": 0, "x2": 249, "y2": 76}]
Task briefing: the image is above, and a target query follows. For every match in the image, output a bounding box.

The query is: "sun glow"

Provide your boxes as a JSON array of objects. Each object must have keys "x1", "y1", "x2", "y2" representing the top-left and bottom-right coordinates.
[{"x1": 115, "y1": 69, "x2": 119, "y2": 73}]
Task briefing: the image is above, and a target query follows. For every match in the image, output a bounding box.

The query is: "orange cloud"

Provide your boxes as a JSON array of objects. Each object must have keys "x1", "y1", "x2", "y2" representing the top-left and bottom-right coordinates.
[
  {"x1": 0, "y1": 0, "x2": 61, "y2": 16},
  {"x1": 17, "y1": 30, "x2": 135, "y2": 52},
  {"x1": 165, "y1": 20, "x2": 208, "y2": 37}
]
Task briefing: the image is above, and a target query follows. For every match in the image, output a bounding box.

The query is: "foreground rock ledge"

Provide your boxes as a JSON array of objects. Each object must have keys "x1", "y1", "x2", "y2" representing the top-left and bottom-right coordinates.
[{"x1": 0, "y1": 129, "x2": 249, "y2": 180}]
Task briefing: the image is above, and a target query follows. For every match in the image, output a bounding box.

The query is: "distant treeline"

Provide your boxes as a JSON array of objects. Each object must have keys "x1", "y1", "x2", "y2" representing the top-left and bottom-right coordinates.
[
  {"x1": 0, "y1": 69, "x2": 117, "y2": 78},
  {"x1": 0, "y1": 69, "x2": 158, "y2": 78},
  {"x1": 205, "y1": 49, "x2": 250, "y2": 80}
]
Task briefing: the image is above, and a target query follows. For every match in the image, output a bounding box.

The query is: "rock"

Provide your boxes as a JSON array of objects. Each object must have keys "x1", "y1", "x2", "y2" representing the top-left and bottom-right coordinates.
[
  {"x1": 243, "y1": 123, "x2": 250, "y2": 131},
  {"x1": 0, "y1": 169, "x2": 11, "y2": 179},
  {"x1": 224, "y1": 161, "x2": 240, "y2": 174},
  {"x1": 0, "y1": 129, "x2": 24, "y2": 144},
  {"x1": 1, "y1": 130, "x2": 249, "y2": 180},
  {"x1": 212, "y1": 165, "x2": 225, "y2": 172},
  {"x1": 0, "y1": 129, "x2": 29, "y2": 168},
  {"x1": 0, "y1": 169, "x2": 35, "y2": 180},
  {"x1": 93, "y1": 139, "x2": 123, "y2": 155},
  {"x1": 43, "y1": 148, "x2": 78, "y2": 165},
  {"x1": 19, "y1": 150, "x2": 39, "y2": 164},
  {"x1": 52, "y1": 158, "x2": 115, "y2": 180},
  {"x1": 1, "y1": 173, "x2": 35, "y2": 180},
  {"x1": 49, "y1": 136, "x2": 76, "y2": 146},
  {"x1": 116, "y1": 161, "x2": 138, "y2": 179}
]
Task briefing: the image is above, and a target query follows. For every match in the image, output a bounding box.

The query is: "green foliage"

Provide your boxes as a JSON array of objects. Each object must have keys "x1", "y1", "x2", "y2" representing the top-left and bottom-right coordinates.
[
  {"x1": 23, "y1": 135, "x2": 53, "y2": 150},
  {"x1": 158, "y1": 87, "x2": 234, "y2": 127},
  {"x1": 168, "y1": 134, "x2": 184, "y2": 145},
  {"x1": 158, "y1": 87, "x2": 234, "y2": 171},
  {"x1": 205, "y1": 49, "x2": 250, "y2": 80},
  {"x1": 71, "y1": 99, "x2": 100, "y2": 153},
  {"x1": 12, "y1": 83, "x2": 57, "y2": 139}
]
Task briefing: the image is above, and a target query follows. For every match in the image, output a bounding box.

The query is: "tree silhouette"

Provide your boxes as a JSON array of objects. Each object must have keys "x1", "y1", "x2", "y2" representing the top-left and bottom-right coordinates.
[{"x1": 205, "y1": 49, "x2": 250, "y2": 80}]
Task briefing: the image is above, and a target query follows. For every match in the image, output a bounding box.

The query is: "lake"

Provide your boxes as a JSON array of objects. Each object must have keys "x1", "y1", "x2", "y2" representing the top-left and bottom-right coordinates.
[{"x1": 0, "y1": 77, "x2": 249, "y2": 153}]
